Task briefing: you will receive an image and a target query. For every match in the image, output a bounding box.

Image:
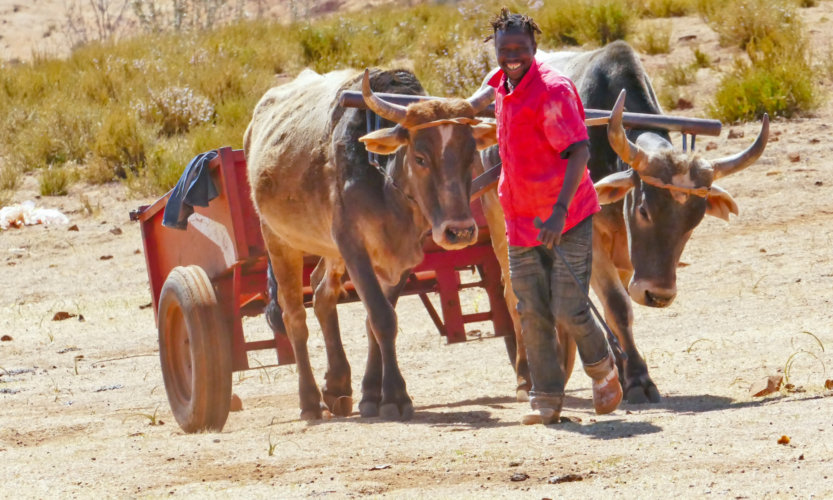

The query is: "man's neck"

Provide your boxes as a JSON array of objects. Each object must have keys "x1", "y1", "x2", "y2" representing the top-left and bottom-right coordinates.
[{"x1": 507, "y1": 67, "x2": 531, "y2": 92}]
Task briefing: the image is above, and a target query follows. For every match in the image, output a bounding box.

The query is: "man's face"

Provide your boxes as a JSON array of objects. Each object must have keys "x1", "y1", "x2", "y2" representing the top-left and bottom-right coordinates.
[{"x1": 495, "y1": 28, "x2": 537, "y2": 85}]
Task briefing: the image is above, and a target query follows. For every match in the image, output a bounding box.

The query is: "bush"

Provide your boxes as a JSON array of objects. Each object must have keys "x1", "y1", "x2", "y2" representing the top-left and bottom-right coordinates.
[
  {"x1": 579, "y1": 0, "x2": 635, "y2": 46},
  {"x1": 631, "y1": 0, "x2": 692, "y2": 17},
  {"x1": 709, "y1": 35, "x2": 821, "y2": 121},
  {"x1": 137, "y1": 86, "x2": 214, "y2": 136},
  {"x1": 691, "y1": 46, "x2": 712, "y2": 68},
  {"x1": 40, "y1": 166, "x2": 73, "y2": 196},
  {"x1": 634, "y1": 20, "x2": 672, "y2": 54},
  {"x1": 663, "y1": 63, "x2": 697, "y2": 86},
  {"x1": 707, "y1": 0, "x2": 801, "y2": 49}
]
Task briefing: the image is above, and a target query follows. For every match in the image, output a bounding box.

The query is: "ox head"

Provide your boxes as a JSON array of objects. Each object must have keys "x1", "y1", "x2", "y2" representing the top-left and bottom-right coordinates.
[
  {"x1": 358, "y1": 69, "x2": 496, "y2": 250},
  {"x1": 597, "y1": 90, "x2": 769, "y2": 308}
]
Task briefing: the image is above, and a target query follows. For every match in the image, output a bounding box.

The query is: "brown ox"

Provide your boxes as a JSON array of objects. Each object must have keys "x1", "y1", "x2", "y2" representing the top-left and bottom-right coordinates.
[
  {"x1": 245, "y1": 68, "x2": 495, "y2": 421},
  {"x1": 477, "y1": 42, "x2": 769, "y2": 404}
]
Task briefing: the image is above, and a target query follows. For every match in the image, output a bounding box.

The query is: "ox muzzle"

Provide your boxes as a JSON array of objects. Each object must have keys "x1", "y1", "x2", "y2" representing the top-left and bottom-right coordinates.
[
  {"x1": 434, "y1": 218, "x2": 478, "y2": 249},
  {"x1": 628, "y1": 279, "x2": 677, "y2": 308}
]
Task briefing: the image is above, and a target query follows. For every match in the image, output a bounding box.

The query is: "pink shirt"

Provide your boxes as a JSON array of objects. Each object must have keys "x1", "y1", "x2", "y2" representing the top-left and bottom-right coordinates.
[{"x1": 488, "y1": 61, "x2": 600, "y2": 247}]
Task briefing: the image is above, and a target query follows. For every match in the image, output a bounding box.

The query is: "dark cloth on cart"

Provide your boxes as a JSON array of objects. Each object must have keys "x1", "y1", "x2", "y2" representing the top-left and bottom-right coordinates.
[{"x1": 162, "y1": 150, "x2": 219, "y2": 230}]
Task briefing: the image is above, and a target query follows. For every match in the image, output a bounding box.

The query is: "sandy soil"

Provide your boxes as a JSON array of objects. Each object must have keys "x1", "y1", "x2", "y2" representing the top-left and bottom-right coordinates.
[{"x1": 3, "y1": 6, "x2": 833, "y2": 500}]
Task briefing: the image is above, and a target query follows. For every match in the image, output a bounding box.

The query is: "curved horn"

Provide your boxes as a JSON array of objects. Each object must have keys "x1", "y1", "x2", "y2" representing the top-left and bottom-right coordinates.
[
  {"x1": 362, "y1": 68, "x2": 408, "y2": 124},
  {"x1": 467, "y1": 86, "x2": 495, "y2": 114},
  {"x1": 607, "y1": 89, "x2": 647, "y2": 171},
  {"x1": 711, "y1": 114, "x2": 770, "y2": 180}
]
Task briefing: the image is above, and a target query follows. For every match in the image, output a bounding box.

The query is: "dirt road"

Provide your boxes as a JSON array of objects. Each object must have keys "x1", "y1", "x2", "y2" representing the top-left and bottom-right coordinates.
[{"x1": 3, "y1": 7, "x2": 833, "y2": 500}]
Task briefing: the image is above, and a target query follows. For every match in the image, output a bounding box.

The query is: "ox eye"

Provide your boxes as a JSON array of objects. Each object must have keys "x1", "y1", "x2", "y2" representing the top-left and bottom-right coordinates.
[
  {"x1": 639, "y1": 204, "x2": 649, "y2": 219},
  {"x1": 414, "y1": 155, "x2": 426, "y2": 167}
]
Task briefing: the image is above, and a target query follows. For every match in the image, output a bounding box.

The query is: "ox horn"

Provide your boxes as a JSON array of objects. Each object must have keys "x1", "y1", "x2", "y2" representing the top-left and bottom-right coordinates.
[
  {"x1": 361, "y1": 68, "x2": 408, "y2": 124},
  {"x1": 608, "y1": 90, "x2": 647, "y2": 171},
  {"x1": 710, "y1": 114, "x2": 770, "y2": 180},
  {"x1": 467, "y1": 86, "x2": 495, "y2": 114}
]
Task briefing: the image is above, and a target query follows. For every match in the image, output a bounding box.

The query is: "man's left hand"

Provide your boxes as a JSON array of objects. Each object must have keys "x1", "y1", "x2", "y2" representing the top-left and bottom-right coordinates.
[{"x1": 534, "y1": 210, "x2": 567, "y2": 249}]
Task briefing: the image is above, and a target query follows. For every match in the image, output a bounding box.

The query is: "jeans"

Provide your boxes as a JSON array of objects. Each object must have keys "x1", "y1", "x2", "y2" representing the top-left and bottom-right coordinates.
[{"x1": 508, "y1": 216, "x2": 610, "y2": 400}]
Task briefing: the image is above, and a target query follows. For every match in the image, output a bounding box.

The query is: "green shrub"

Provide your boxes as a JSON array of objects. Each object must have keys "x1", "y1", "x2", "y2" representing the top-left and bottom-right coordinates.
[
  {"x1": 709, "y1": 35, "x2": 821, "y2": 121},
  {"x1": 635, "y1": 20, "x2": 672, "y2": 54}
]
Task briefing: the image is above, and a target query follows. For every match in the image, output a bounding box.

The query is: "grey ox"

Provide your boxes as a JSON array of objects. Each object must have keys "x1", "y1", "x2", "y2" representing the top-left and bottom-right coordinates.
[
  {"x1": 245, "y1": 68, "x2": 495, "y2": 421},
  {"x1": 476, "y1": 41, "x2": 769, "y2": 404}
]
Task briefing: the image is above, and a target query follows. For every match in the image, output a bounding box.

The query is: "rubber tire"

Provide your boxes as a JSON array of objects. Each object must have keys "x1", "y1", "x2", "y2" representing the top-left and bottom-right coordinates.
[{"x1": 158, "y1": 266, "x2": 232, "y2": 433}]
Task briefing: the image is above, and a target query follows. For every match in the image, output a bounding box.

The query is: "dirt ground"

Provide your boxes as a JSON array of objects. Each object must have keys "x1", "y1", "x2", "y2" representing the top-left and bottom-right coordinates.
[{"x1": 3, "y1": 5, "x2": 833, "y2": 500}]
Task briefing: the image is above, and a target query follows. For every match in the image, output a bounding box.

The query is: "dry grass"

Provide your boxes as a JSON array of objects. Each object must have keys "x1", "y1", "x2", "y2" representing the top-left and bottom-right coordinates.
[
  {"x1": 707, "y1": 0, "x2": 802, "y2": 49},
  {"x1": 634, "y1": 20, "x2": 672, "y2": 54},
  {"x1": 0, "y1": 0, "x2": 825, "y2": 201}
]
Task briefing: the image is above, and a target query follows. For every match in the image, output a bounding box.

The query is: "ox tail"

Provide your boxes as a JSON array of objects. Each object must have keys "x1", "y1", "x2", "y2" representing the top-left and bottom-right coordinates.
[{"x1": 265, "y1": 259, "x2": 289, "y2": 337}]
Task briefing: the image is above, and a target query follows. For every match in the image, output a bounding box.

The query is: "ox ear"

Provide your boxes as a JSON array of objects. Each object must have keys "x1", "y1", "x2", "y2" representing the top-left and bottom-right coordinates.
[
  {"x1": 472, "y1": 123, "x2": 498, "y2": 151},
  {"x1": 595, "y1": 171, "x2": 634, "y2": 205},
  {"x1": 705, "y1": 184, "x2": 739, "y2": 222},
  {"x1": 359, "y1": 126, "x2": 409, "y2": 155}
]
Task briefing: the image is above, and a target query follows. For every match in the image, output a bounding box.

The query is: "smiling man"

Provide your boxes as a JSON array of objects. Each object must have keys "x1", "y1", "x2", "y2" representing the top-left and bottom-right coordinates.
[{"x1": 485, "y1": 7, "x2": 622, "y2": 425}]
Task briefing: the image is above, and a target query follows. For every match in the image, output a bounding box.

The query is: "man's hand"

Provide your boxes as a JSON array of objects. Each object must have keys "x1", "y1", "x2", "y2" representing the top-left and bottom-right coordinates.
[{"x1": 534, "y1": 207, "x2": 567, "y2": 249}]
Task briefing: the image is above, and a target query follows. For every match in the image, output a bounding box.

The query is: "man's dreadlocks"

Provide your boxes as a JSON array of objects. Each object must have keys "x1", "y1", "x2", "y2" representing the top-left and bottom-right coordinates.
[{"x1": 484, "y1": 7, "x2": 542, "y2": 42}]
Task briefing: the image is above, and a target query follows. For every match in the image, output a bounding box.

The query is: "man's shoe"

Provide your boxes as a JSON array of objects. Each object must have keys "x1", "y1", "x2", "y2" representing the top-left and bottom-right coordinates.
[
  {"x1": 521, "y1": 407, "x2": 558, "y2": 425},
  {"x1": 592, "y1": 366, "x2": 623, "y2": 415}
]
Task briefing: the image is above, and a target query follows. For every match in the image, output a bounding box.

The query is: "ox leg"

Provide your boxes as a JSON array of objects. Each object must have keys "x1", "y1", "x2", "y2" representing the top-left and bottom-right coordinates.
[
  {"x1": 311, "y1": 258, "x2": 353, "y2": 417},
  {"x1": 262, "y1": 226, "x2": 331, "y2": 420},
  {"x1": 357, "y1": 273, "x2": 410, "y2": 420},
  {"x1": 589, "y1": 227, "x2": 661, "y2": 404},
  {"x1": 479, "y1": 187, "x2": 532, "y2": 401}
]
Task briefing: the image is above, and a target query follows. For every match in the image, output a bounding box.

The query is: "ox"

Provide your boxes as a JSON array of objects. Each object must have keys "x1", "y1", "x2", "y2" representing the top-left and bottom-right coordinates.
[
  {"x1": 478, "y1": 41, "x2": 769, "y2": 404},
  {"x1": 245, "y1": 68, "x2": 495, "y2": 421}
]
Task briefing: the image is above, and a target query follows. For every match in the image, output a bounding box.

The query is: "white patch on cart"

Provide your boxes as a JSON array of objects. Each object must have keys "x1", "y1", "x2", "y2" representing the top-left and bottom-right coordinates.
[{"x1": 189, "y1": 213, "x2": 236, "y2": 267}]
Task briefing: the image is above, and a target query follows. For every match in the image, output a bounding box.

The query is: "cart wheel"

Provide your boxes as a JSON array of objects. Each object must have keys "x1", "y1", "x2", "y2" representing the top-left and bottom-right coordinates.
[
  {"x1": 559, "y1": 330, "x2": 577, "y2": 386},
  {"x1": 158, "y1": 266, "x2": 232, "y2": 433}
]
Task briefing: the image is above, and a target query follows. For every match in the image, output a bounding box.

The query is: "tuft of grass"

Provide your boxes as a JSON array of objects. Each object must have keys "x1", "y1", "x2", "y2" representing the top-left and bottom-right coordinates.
[
  {"x1": 797, "y1": 0, "x2": 818, "y2": 6},
  {"x1": 663, "y1": 62, "x2": 697, "y2": 86},
  {"x1": 268, "y1": 432, "x2": 277, "y2": 456},
  {"x1": 122, "y1": 405, "x2": 163, "y2": 426},
  {"x1": 709, "y1": 34, "x2": 821, "y2": 122},
  {"x1": 39, "y1": 166, "x2": 73, "y2": 196},
  {"x1": 658, "y1": 85, "x2": 682, "y2": 110},
  {"x1": 686, "y1": 338, "x2": 716, "y2": 353},
  {"x1": 635, "y1": 20, "x2": 672, "y2": 54},
  {"x1": 691, "y1": 46, "x2": 712, "y2": 69},
  {"x1": 707, "y1": 0, "x2": 801, "y2": 49},
  {"x1": 783, "y1": 350, "x2": 825, "y2": 383},
  {"x1": 631, "y1": 0, "x2": 692, "y2": 17}
]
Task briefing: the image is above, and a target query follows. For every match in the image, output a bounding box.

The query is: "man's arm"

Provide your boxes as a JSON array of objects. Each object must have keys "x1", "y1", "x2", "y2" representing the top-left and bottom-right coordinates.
[
  {"x1": 535, "y1": 82, "x2": 591, "y2": 249},
  {"x1": 534, "y1": 142, "x2": 590, "y2": 248}
]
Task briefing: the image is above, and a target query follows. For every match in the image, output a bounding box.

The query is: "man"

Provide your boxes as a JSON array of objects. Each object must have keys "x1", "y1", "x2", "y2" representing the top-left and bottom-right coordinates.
[{"x1": 485, "y1": 7, "x2": 622, "y2": 425}]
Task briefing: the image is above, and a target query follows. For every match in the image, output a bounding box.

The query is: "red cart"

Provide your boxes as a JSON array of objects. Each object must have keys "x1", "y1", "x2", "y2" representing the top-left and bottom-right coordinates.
[{"x1": 130, "y1": 147, "x2": 513, "y2": 432}]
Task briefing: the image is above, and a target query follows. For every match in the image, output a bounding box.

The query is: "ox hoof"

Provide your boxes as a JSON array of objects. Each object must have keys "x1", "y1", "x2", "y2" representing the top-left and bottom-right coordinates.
[
  {"x1": 323, "y1": 395, "x2": 354, "y2": 417},
  {"x1": 516, "y1": 389, "x2": 530, "y2": 402},
  {"x1": 300, "y1": 403, "x2": 333, "y2": 421},
  {"x1": 625, "y1": 385, "x2": 662, "y2": 405},
  {"x1": 379, "y1": 402, "x2": 415, "y2": 422},
  {"x1": 359, "y1": 401, "x2": 380, "y2": 418}
]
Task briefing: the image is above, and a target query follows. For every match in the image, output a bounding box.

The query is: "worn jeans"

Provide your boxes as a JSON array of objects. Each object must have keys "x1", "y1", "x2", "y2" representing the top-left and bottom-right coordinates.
[{"x1": 508, "y1": 216, "x2": 611, "y2": 401}]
